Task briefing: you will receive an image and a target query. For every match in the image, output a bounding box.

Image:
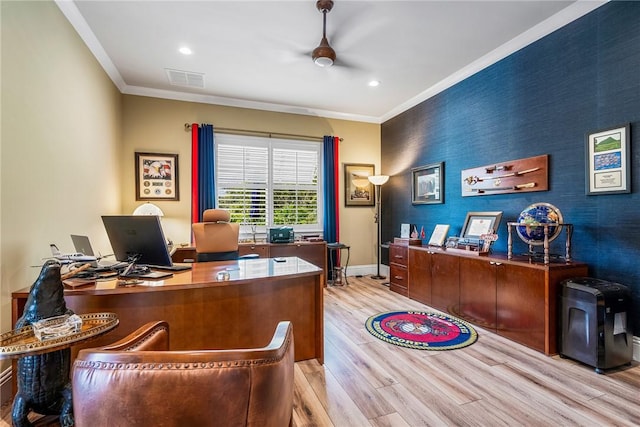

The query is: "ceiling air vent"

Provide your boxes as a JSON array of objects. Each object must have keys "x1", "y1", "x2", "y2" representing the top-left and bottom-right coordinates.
[{"x1": 165, "y1": 68, "x2": 205, "y2": 88}]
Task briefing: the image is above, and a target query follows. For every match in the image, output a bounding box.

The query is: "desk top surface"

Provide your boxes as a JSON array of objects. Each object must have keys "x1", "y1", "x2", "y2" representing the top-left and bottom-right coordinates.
[{"x1": 13, "y1": 256, "x2": 323, "y2": 298}]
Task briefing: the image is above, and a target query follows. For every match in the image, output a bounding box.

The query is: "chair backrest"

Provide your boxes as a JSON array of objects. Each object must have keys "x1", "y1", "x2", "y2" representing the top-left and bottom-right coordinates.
[
  {"x1": 192, "y1": 209, "x2": 240, "y2": 261},
  {"x1": 72, "y1": 320, "x2": 294, "y2": 427}
]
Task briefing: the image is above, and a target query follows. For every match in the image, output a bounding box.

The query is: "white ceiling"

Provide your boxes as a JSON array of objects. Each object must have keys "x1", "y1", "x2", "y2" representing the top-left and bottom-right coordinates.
[{"x1": 56, "y1": 1, "x2": 606, "y2": 124}]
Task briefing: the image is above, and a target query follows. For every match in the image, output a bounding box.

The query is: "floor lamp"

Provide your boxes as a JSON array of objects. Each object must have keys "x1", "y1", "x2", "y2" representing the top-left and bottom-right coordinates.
[{"x1": 368, "y1": 175, "x2": 389, "y2": 279}]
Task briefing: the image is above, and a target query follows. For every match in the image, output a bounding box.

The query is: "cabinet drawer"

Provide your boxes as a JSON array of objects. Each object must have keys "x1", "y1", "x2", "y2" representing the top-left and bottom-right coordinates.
[
  {"x1": 239, "y1": 244, "x2": 270, "y2": 258},
  {"x1": 389, "y1": 245, "x2": 408, "y2": 267},
  {"x1": 390, "y1": 264, "x2": 408, "y2": 296}
]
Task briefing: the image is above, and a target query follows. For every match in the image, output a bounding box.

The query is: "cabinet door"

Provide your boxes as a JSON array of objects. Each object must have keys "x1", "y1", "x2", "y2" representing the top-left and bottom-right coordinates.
[
  {"x1": 408, "y1": 249, "x2": 432, "y2": 305},
  {"x1": 496, "y1": 264, "x2": 545, "y2": 352},
  {"x1": 459, "y1": 257, "x2": 497, "y2": 331},
  {"x1": 431, "y1": 253, "x2": 459, "y2": 313}
]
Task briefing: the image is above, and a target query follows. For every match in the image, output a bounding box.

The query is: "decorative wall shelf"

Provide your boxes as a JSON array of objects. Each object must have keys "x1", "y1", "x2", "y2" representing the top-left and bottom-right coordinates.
[{"x1": 461, "y1": 154, "x2": 549, "y2": 197}]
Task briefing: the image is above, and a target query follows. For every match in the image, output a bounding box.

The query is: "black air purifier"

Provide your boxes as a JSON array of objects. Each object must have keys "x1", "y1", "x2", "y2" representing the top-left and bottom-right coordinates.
[{"x1": 559, "y1": 277, "x2": 633, "y2": 373}]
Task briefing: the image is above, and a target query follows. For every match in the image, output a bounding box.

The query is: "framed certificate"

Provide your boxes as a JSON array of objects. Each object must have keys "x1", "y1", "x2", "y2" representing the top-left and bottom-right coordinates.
[
  {"x1": 586, "y1": 124, "x2": 630, "y2": 195},
  {"x1": 461, "y1": 211, "x2": 503, "y2": 243}
]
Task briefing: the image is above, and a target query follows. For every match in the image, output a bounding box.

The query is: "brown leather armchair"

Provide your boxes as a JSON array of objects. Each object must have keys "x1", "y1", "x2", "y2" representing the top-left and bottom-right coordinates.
[{"x1": 71, "y1": 320, "x2": 294, "y2": 427}]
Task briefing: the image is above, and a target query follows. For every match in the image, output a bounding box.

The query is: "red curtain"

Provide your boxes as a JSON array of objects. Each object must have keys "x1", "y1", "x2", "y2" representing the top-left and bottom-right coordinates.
[{"x1": 191, "y1": 123, "x2": 199, "y2": 225}]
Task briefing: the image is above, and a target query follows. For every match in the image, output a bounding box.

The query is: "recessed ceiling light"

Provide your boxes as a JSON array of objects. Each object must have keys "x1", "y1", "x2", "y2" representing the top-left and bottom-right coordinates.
[
  {"x1": 368, "y1": 80, "x2": 380, "y2": 87},
  {"x1": 179, "y1": 47, "x2": 192, "y2": 55}
]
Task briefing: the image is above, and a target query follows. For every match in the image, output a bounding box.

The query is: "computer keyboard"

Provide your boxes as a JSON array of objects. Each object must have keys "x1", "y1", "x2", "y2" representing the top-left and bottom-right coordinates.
[{"x1": 146, "y1": 264, "x2": 192, "y2": 271}]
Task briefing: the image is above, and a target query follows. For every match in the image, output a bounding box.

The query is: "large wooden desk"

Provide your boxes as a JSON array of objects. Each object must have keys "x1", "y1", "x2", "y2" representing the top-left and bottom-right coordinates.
[{"x1": 12, "y1": 257, "x2": 324, "y2": 366}]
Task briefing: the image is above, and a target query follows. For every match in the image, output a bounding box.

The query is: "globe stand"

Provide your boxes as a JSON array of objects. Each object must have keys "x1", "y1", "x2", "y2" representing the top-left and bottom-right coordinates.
[{"x1": 507, "y1": 222, "x2": 573, "y2": 264}]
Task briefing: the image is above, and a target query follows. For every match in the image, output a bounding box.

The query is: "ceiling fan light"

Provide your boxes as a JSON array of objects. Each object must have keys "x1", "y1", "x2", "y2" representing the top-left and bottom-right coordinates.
[
  {"x1": 314, "y1": 55, "x2": 334, "y2": 67},
  {"x1": 312, "y1": 38, "x2": 336, "y2": 67}
]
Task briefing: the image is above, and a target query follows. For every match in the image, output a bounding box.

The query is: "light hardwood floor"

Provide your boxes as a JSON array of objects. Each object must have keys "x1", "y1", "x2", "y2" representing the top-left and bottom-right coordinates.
[{"x1": 3, "y1": 276, "x2": 640, "y2": 426}]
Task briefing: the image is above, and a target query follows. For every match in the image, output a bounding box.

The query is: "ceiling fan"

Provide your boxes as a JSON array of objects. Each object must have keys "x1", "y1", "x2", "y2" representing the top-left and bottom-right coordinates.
[{"x1": 312, "y1": 0, "x2": 336, "y2": 67}]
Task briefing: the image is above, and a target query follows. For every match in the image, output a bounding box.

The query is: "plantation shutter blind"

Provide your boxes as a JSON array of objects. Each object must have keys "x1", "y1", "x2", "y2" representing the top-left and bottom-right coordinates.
[
  {"x1": 217, "y1": 143, "x2": 268, "y2": 224},
  {"x1": 216, "y1": 135, "x2": 322, "y2": 231},
  {"x1": 272, "y1": 146, "x2": 319, "y2": 225}
]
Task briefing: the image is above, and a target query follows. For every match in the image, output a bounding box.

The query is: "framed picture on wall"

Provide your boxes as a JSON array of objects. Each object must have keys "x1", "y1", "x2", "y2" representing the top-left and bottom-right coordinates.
[
  {"x1": 135, "y1": 152, "x2": 179, "y2": 201},
  {"x1": 344, "y1": 163, "x2": 375, "y2": 206},
  {"x1": 585, "y1": 124, "x2": 630, "y2": 195},
  {"x1": 412, "y1": 162, "x2": 444, "y2": 204}
]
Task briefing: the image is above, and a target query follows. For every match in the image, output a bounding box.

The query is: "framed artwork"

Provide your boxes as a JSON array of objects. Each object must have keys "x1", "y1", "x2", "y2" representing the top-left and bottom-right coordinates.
[
  {"x1": 586, "y1": 124, "x2": 630, "y2": 195},
  {"x1": 460, "y1": 211, "x2": 503, "y2": 242},
  {"x1": 411, "y1": 162, "x2": 444, "y2": 204},
  {"x1": 344, "y1": 163, "x2": 375, "y2": 206},
  {"x1": 135, "y1": 152, "x2": 179, "y2": 201}
]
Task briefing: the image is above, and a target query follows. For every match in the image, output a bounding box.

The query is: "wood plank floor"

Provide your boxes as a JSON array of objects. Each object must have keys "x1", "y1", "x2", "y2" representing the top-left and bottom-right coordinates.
[{"x1": 3, "y1": 276, "x2": 640, "y2": 426}]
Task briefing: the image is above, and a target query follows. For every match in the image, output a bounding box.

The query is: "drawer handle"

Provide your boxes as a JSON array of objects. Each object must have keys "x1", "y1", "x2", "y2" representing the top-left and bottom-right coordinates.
[
  {"x1": 394, "y1": 255, "x2": 404, "y2": 259},
  {"x1": 394, "y1": 276, "x2": 404, "y2": 280},
  {"x1": 489, "y1": 261, "x2": 503, "y2": 266}
]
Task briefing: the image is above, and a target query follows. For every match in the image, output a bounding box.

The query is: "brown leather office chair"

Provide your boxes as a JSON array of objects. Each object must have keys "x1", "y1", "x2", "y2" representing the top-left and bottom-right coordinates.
[
  {"x1": 192, "y1": 209, "x2": 241, "y2": 262},
  {"x1": 71, "y1": 320, "x2": 294, "y2": 427}
]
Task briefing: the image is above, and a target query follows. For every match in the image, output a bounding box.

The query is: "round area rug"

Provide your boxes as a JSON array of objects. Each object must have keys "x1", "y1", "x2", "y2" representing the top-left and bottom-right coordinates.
[{"x1": 365, "y1": 310, "x2": 478, "y2": 350}]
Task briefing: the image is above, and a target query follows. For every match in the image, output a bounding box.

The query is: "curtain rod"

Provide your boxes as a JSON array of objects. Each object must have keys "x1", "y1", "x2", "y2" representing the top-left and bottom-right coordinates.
[{"x1": 184, "y1": 123, "x2": 342, "y2": 142}]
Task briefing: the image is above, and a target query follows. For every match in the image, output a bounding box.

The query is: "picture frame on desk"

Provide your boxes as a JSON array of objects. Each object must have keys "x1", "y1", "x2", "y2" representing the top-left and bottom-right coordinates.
[
  {"x1": 411, "y1": 162, "x2": 444, "y2": 205},
  {"x1": 135, "y1": 152, "x2": 179, "y2": 201},
  {"x1": 428, "y1": 224, "x2": 450, "y2": 247},
  {"x1": 460, "y1": 211, "x2": 502, "y2": 244},
  {"x1": 585, "y1": 124, "x2": 630, "y2": 195},
  {"x1": 344, "y1": 163, "x2": 375, "y2": 206}
]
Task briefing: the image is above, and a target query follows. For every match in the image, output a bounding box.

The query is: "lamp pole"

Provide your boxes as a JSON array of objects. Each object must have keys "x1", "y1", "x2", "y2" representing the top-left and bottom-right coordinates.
[{"x1": 368, "y1": 175, "x2": 389, "y2": 280}]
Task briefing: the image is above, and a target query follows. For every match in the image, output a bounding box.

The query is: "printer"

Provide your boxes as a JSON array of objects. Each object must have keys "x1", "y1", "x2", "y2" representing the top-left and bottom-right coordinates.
[{"x1": 269, "y1": 226, "x2": 294, "y2": 243}]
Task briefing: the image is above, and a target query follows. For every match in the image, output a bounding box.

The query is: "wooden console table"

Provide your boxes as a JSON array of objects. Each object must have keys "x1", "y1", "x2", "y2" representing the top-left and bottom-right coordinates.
[
  {"x1": 390, "y1": 243, "x2": 588, "y2": 355},
  {"x1": 12, "y1": 257, "x2": 324, "y2": 367}
]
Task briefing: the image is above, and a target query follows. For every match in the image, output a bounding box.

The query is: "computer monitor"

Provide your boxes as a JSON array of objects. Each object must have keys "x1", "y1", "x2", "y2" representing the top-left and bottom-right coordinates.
[{"x1": 101, "y1": 215, "x2": 173, "y2": 267}]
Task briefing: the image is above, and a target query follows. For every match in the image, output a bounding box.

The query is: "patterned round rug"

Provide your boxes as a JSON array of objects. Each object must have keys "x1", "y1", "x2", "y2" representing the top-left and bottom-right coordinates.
[{"x1": 365, "y1": 310, "x2": 478, "y2": 350}]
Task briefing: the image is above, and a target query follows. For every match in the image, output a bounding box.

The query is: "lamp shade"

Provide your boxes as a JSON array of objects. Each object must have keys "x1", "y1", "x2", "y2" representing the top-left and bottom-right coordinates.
[
  {"x1": 132, "y1": 203, "x2": 164, "y2": 216},
  {"x1": 368, "y1": 175, "x2": 389, "y2": 186}
]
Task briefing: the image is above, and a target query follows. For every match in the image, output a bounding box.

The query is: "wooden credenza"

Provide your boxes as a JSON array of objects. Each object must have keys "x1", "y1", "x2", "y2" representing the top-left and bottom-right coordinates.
[
  {"x1": 390, "y1": 243, "x2": 588, "y2": 355},
  {"x1": 172, "y1": 241, "x2": 327, "y2": 283}
]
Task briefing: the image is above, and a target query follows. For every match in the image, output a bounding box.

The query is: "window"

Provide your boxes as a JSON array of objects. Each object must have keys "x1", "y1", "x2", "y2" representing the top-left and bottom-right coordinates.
[{"x1": 215, "y1": 134, "x2": 323, "y2": 234}]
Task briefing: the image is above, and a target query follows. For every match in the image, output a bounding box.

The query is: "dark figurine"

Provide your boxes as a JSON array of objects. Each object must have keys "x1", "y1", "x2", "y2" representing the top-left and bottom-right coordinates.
[{"x1": 12, "y1": 260, "x2": 75, "y2": 427}]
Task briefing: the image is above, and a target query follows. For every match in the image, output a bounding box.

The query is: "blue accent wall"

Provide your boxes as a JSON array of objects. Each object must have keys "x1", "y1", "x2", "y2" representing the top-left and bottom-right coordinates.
[{"x1": 381, "y1": 2, "x2": 640, "y2": 333}]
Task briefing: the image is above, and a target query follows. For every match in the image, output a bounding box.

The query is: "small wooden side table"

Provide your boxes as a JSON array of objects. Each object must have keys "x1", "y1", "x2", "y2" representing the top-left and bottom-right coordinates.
[{"x1": 1, "y1": 313, "x2": 119, "y2": 426}]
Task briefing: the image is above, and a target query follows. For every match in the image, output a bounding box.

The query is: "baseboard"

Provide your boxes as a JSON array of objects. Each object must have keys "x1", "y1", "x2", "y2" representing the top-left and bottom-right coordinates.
[
  {"x1": 1, "y1": 367, "x2": 12, "y2": 406},
  {"x1": 343, "y1": 264, "x2": 389, "y2": 280}
]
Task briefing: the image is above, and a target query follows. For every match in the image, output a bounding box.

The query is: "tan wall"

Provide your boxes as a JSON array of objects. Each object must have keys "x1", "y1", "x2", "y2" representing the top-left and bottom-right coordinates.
[
  {"x1": 0, "y1": 1, "x2": 122, "y2": 359},
  {"x1": 121, "y1": 95, "x2": 381, "y2": 268}
]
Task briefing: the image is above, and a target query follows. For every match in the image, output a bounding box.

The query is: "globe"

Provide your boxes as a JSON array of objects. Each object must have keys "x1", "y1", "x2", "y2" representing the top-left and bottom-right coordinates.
[{"x1": 516, "y1": 203, "x2": 563, "y2": 246}]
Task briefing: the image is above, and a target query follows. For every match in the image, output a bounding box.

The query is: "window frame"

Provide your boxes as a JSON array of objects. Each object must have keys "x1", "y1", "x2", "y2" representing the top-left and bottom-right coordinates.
[{"x1": 214, "y1": 133, "x2": 324, "y2": 236}]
